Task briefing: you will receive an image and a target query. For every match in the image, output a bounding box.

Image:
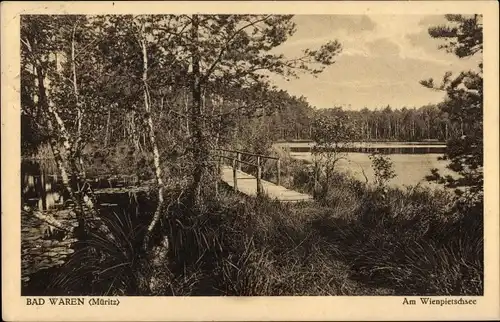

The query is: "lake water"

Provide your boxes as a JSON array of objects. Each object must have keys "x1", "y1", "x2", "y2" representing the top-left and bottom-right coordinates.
[
  {"x1": 275, "y1": 141, "x2": 457, "y2": 189},
  {"x1": 22, "y1": 141, "x2": 455, "y2": 201},
  {"x1": 21, "y1": 159, "x2": 153, "y2": 291},
  {"x1": 21, "y1": 159, "x2": 147, "y2": 212},
  {"x1": 22, "y1": 160, "x2": 66, "y2": 211}
]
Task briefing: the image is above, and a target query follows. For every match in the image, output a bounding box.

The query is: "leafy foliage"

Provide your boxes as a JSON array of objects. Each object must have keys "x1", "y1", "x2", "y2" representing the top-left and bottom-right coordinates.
[
  {"x1": 310, "y1": 108, "x2": 359, "y2": 198},
  {"x1": 236, "y1": 103, "x2": 466, "y2": 144},
  {"x1": 369, "y1": 152, "x2": 397, "y2": 187},
  {"x1": 312, "y1": 108, "x2": 359, "y2": 148}
]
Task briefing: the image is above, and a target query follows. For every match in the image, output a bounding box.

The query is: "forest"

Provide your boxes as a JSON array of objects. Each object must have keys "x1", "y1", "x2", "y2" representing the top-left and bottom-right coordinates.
[
  {"x1": 21, "y1": 14, "x2": 483, "y2": 296},
  {"x1": 22, "y1": 85, "x2": 461, "y2": 155},
  {"x1": 237, "y1": 100, "x2": 460, "y2": 143}
]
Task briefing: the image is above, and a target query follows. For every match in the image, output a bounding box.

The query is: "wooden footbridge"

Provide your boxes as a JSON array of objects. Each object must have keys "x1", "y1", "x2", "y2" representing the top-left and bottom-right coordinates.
[{"x1": 215, "y1": 149, "x2": 313, "y2": 203}]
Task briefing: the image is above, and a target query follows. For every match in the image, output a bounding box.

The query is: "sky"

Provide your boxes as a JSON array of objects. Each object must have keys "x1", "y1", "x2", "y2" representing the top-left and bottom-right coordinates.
[{"x1": 269, "y1": 15, "x2": 482, "y2": 110}]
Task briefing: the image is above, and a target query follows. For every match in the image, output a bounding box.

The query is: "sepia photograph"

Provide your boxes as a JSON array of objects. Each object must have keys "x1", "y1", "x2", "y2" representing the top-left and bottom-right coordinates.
[{"x1": 2, "y1": 1, "x2": 499, "y2": 321}]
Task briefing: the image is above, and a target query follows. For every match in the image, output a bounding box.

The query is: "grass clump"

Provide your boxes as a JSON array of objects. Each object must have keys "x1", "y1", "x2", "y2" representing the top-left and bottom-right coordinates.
[
  {"x1": 151, "y1": 190, "x2": 394, "y2": 296},
  {"x1": 309, "y1": 183, "x2": 483, "y2": 295},
  {"x1": 270, "y1": 148, "x2": 483, "y2": 296}
]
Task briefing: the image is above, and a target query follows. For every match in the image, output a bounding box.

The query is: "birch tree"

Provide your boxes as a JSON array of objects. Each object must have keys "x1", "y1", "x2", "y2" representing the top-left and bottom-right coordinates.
[{"x1": 21, "y1": 15, "x2": 118, "y2": 243}]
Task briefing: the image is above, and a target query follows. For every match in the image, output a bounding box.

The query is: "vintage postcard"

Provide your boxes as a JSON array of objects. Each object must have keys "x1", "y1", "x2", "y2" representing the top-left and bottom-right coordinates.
[{"x1": 2, "y1": 1, "x2": 499, "y2": 321}]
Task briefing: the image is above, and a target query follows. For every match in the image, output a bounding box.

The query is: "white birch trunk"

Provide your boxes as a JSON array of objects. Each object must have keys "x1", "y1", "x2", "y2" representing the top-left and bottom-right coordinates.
[
  {"x1": 37, "y1": 61, "x2": 116, "y2": 243},
  {"x1": 71, "y1": 25, "x2": 86, "y2": 179},
  {"x1": 139, "y1": 36, "x2": 166, "y2": 252}
]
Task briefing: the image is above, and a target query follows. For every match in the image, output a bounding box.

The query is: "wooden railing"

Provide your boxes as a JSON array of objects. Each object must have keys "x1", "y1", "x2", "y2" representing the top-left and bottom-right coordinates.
[{"x1": 214, "y1": 148, "x2": 281, "y2": 195}]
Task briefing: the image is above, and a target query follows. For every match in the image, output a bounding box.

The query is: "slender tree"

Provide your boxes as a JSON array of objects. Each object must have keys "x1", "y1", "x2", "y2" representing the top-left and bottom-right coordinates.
[{"x1": 310, "y1": 108, "x2": 359, "y2": 198}]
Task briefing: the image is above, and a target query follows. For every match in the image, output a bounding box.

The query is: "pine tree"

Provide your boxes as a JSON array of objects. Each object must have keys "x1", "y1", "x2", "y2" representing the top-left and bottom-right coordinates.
[{"x1": 420, "y1": 14, "x2": 483, "y2": 197}]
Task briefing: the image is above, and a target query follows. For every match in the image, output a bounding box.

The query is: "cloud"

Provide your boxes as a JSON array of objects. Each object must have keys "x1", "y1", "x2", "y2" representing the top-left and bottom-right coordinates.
[
  {"x1": 405, "y1": 16, "x2": 482, "y2": 67},
  {"x1": 269, "y1": 52, "x2": 465, "y2": 109},
  {"x1": 317, "y1": 54, "x2": 453, "y2": 85},
  {"x1": 366, "y1": 38, "x2": 400, "y2": 57},
  {"x1": 406, "y1": 30, "x2": 442, "y2": 53},
  {"x1": 405, "y1": 15, "x2": 453, "y2": 57},
  {"x1": 269, "y1": 15, "x2": 482, "y2": 109},
  {"x1": 321, "y1": 79, "x2": 410, "y2": 89},
  {"x1": 280, "y1": 15, "x2": 377, "y2": 57},
  {"x1": 338, "y1": 15, "x2": 377, "y2": 34},
  {"x1": 417, "y1": 15, "x2": 449, "y2": 27},
  {"x1": 293, "y1": 15, "x2": 376, "y2": 36}
]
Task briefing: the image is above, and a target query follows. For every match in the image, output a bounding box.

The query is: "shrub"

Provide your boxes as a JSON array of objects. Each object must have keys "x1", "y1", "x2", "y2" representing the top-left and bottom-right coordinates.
[
  {"x1": 369, "y1": 152, "x2": 396, "y2": 188},
  {"x1": 49, "y1": 207, "x2": 149, "y2": 296}
]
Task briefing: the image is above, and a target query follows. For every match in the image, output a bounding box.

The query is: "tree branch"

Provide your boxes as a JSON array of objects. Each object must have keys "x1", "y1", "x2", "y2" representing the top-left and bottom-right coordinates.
[{"x1": 201, "y1": 15, "x2": 273, "y2": 83}]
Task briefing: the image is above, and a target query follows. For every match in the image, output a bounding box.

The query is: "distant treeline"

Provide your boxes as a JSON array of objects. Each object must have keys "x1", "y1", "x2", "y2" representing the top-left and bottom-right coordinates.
[{"x1": 234, "y1": 93, "x2": 464, "y2": 143}]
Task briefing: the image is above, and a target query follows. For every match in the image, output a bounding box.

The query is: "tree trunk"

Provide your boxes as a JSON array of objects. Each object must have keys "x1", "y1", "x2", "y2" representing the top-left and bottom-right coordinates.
[
  {"x1": 129, "y1": 111, "x2": 142, "y2": 151},
  {"x1": 136, "y1": 31, "x2": 170, "y2": 295},
  {"x1": 140, "y1": 36, "x2": 166, "y2": 252},
  {"x1": 104, "y1": 106, "x2": 111, "y2": 147},
  {"x1": 71, "y1": 24, "x2": 86, "y2": 180},
  {"x1": 189, "y1": 14, "x2": 209, "y2": 206},
  {"x1": 215, "y1": 95, "x2": 224, "y2": 149},
  {"x1": 184, "y1": 88, "x2": 190, "y2": 136},
  {"x1": 35, "y1": 62, "x2": 115, "y2": 243}
]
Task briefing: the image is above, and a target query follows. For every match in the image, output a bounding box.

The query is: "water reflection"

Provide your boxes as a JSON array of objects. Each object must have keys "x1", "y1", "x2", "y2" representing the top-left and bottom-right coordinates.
[
  {"x1": 21, "y1": 160, "x2": 64, "y2": 211},
  {"x1": 289, "y1": 146, "x2": 446, "y2": 154}
]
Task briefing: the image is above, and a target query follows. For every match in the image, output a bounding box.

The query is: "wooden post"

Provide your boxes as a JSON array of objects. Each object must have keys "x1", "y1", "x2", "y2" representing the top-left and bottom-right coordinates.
[
  {"x1": 276, "y1": 158, "x2": 281, "y2": 186},
  {"x1": 232, "y1": 158, "x2": 238, "y2": 192},
  {"x1": 237, "y1": 151, "x2": 242, "y2": 171},
  {"x1": 256, "y1": 156, "x2": 262, "y2": 196}
]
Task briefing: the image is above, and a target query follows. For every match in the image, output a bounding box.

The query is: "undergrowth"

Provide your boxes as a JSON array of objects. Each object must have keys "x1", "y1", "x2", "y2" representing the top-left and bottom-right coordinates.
[{"x1": 28, "y1": 160, "x2": 483, "y2": 296}]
